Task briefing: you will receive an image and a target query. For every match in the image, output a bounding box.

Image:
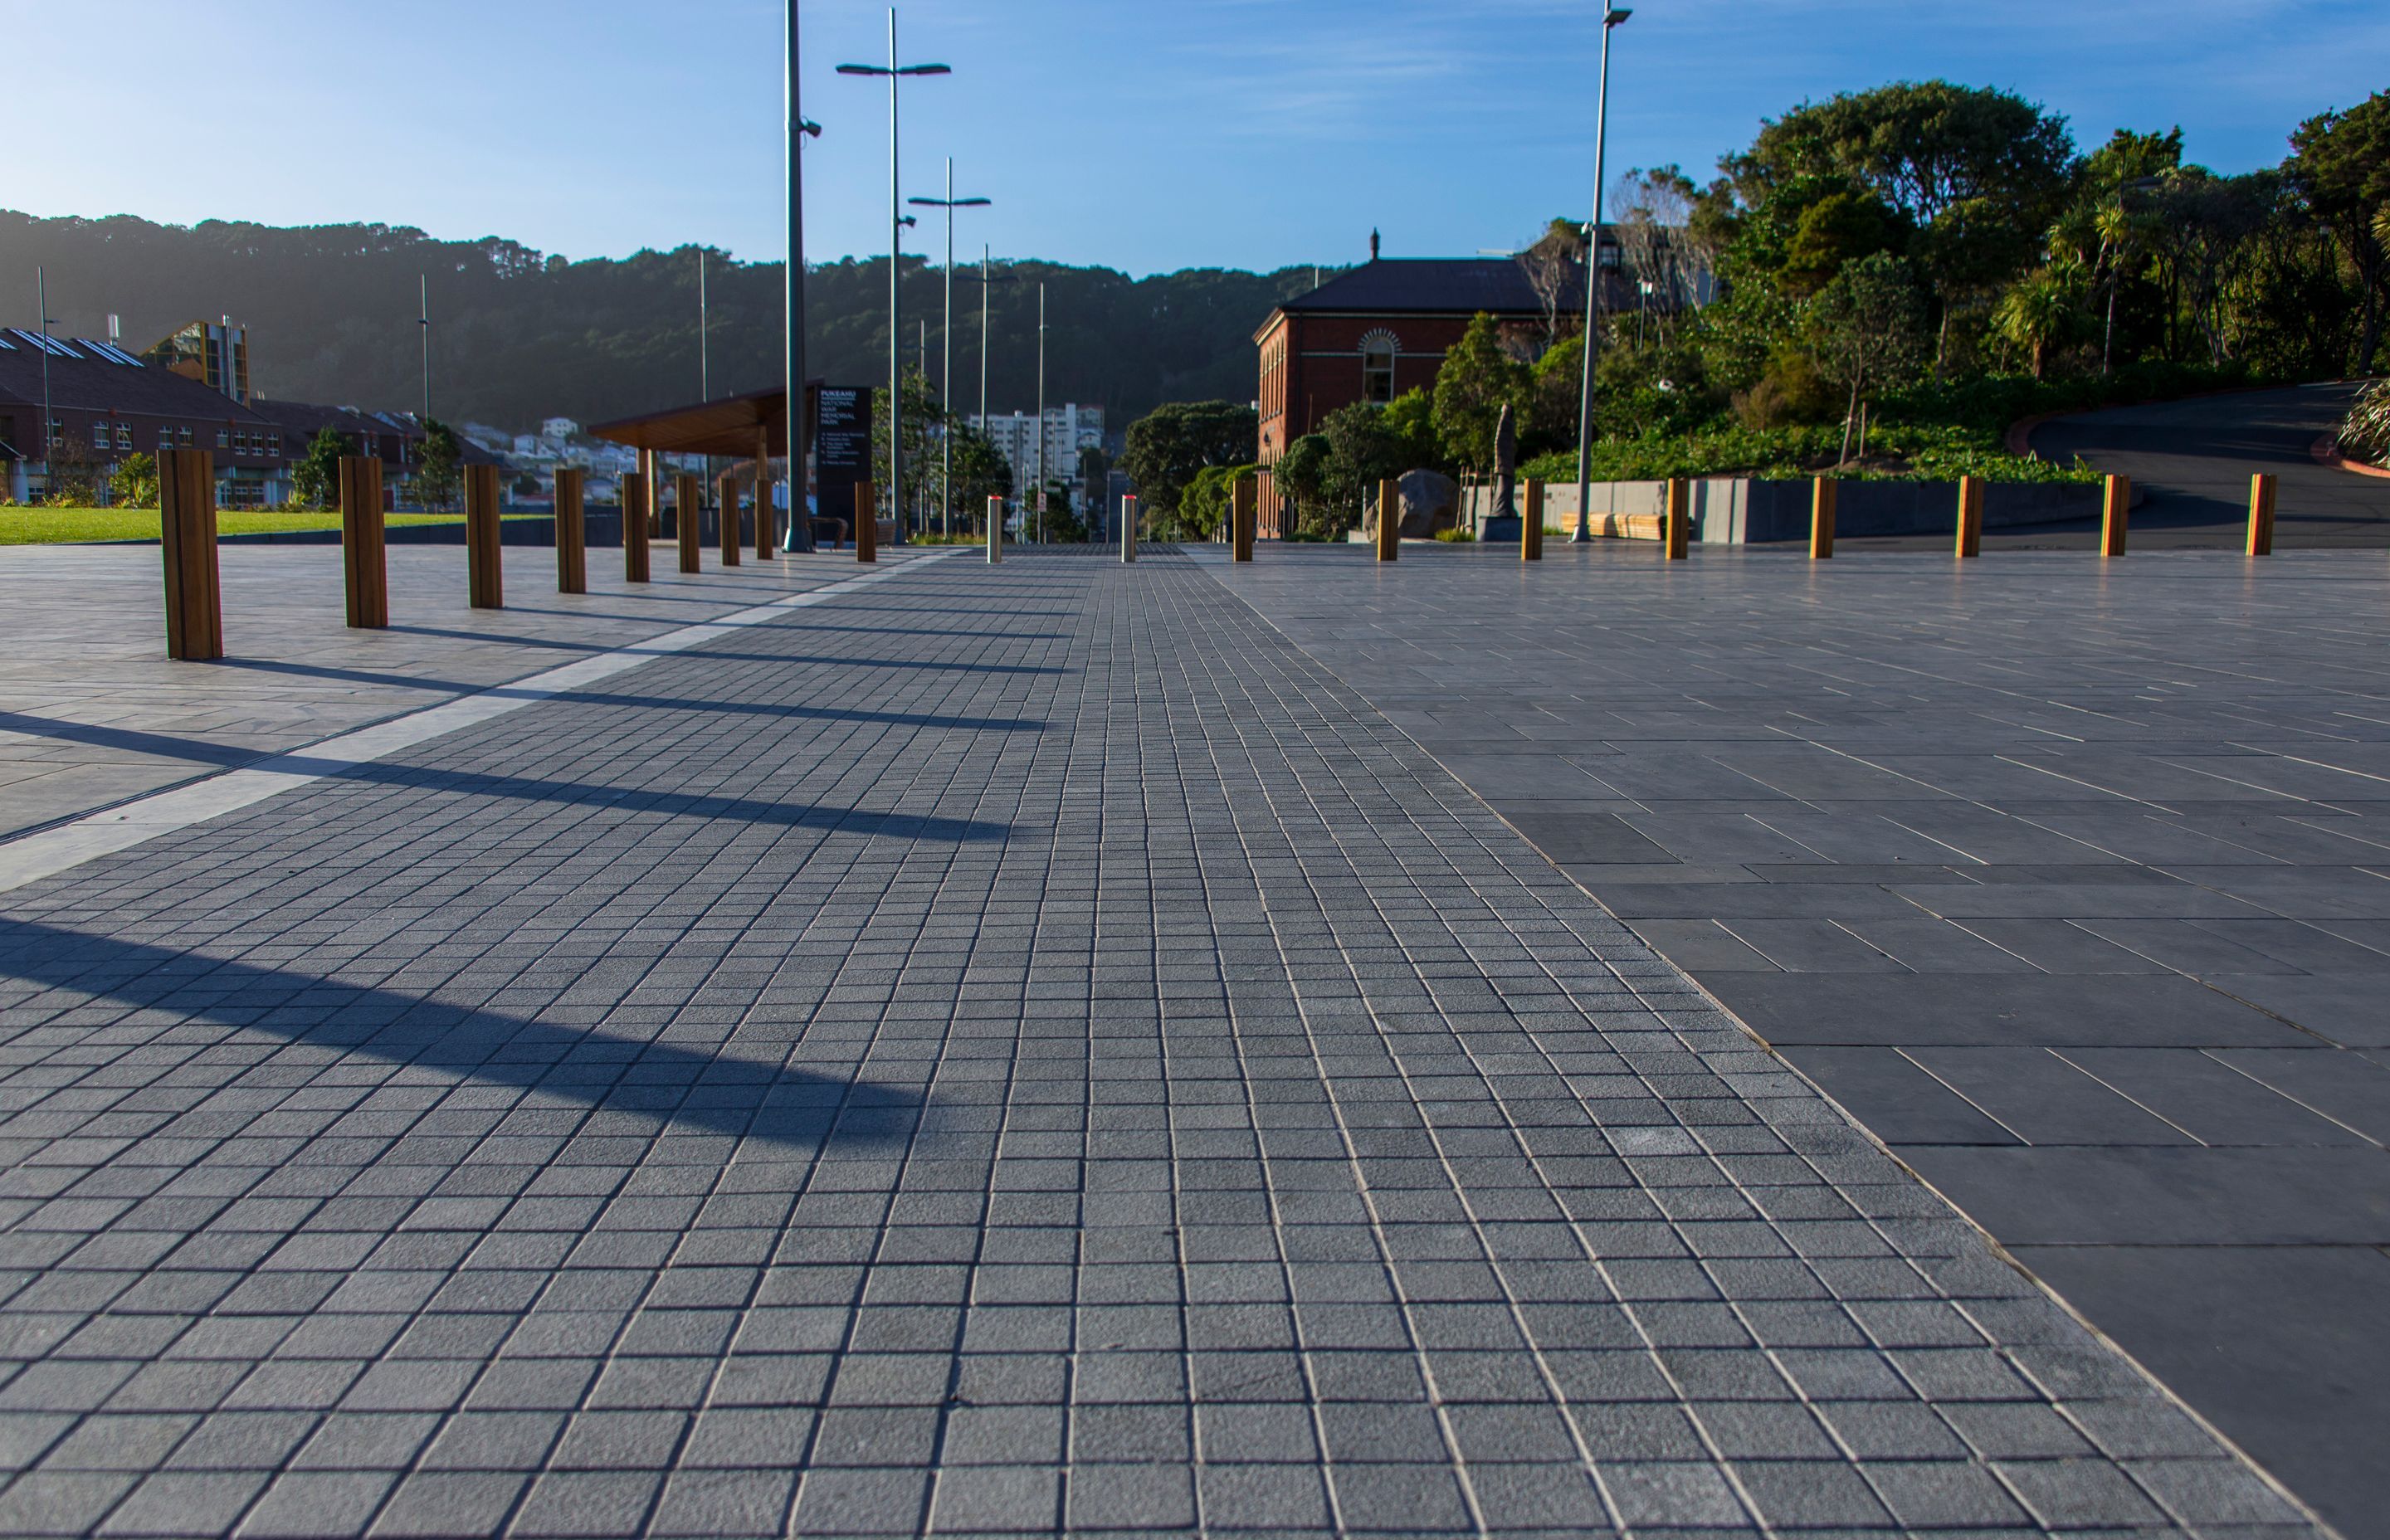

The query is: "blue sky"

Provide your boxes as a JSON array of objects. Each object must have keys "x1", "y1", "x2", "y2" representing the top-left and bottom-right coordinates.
[{"x1": 11, "y1": 1, "x2": 2386, "y2": 277}]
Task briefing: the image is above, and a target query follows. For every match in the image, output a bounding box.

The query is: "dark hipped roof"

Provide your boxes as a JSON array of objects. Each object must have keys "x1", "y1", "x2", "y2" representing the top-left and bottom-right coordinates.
[
  {"x1": 1280, "y1": 258, "x2": 1586, "y2": 319},
  {"x1": 0, "y1": 332, "x2": 273, "y2": 424},
  {"x1": 588, "y1": 386, "x2": 788, "y2": 459}
]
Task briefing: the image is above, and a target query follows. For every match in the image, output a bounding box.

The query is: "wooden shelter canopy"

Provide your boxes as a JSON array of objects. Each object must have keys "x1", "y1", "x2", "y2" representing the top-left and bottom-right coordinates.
[{"x1": 588, "y1": 385, "x2": 788, "y2": 457}]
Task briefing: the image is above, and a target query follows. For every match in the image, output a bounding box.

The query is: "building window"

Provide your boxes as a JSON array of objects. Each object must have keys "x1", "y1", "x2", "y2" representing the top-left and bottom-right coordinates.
[
  {"x1": 92, "y1": 422, "x2": 109, "y2": 449},
  {"x1": 48, "y1": 419, "x2": 63, "y2": 446},
  {"x1": 1359, "y1": 330, "x2": 1398, "y2": 405},
  {"x1": 178, "y1": 426, "x2": 193, "y2": 447},
  {"x1": 159, "y1": 428, "x2": 173, "y2": 449},
  {"x1": 216, "y1": 429, "x2": 229, "y2": 449},
  {"x1": 116, "y1": 423, "x2": 133, "y2": 450}
]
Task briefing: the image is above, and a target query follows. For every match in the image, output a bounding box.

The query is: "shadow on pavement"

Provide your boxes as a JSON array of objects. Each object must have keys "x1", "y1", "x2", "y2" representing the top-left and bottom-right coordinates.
[{"x1": 0, "y1": 918, "x2": 926, "y2": 1151}]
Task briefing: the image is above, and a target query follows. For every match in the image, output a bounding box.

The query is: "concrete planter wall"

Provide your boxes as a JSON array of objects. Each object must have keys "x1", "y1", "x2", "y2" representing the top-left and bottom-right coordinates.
[{"x1": 1464, "y1": 477, "x2": 2115, "y2": 543}]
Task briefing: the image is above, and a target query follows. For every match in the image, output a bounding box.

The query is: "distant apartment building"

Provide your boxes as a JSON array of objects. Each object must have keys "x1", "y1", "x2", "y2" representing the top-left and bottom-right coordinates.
[
  {"x1": 142, "y1": 319, "x2": 252, "y2": 405},
  {"x1": 968, "y1": 404, "x2": 1104, "y2": 507}
]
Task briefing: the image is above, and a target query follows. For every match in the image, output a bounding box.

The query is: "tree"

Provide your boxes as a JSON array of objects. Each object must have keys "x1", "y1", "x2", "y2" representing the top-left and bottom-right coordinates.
[
  {"x1": 412, "y1": 420, "x2": 463, "y2": 512},
  {"x1": 1378, "y1": 387, "x2": 1442, "y2": 473},
  {"x1": 1319, "y1": 401, "x2": 1407, "y2": 525},
  {"x1": 1728, "y1": 81, "x2": 2077, "y2": 363},
  {"x1": 1274, "y1": 434, "x2": 1334, "y2": 539},
  {"x1": 1992, "y1": 266, "x2": 2082, "y2": 378},
  {"x1": 109, "y1": 452, "x2": 159, "y2": 510},
  {"x1": 2144, "y1": 169, "x2": 2279, "y2": 366},
  {"x1": 1518, "y1": 217, "x2": 1584, "y2": 346},
  {"x1": 1431, "y1": 314, "x2": 1530, "y2": 475},
  {"x1": 1802, "y1": 253, "x2": 1927, "y2": 465},
  {"x1": 1780, "y1": 188, "x2": 1905, "y2": 295},
  {"x1": 1117, "y1": 400, "x2": 1256, "y2": 519},
  {"x1": 291, "y1": 426, "x2": 345, "y2": 510},
  {"x1": 2289, "y1": 90, "x2": 2390, "y2": 373}
]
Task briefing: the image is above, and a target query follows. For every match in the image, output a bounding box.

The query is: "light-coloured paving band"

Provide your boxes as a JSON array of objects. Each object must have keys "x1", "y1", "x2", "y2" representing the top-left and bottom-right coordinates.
[{"x1": 0, "y1": 550, "x2": 956, "y2": 897}]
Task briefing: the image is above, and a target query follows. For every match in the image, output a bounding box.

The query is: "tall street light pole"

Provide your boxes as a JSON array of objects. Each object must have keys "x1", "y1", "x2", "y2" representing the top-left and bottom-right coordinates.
[
  {"x1": 783, "y1": 4, "x2": 822, "y2": 553},
  {"x1": 1571, "y1": 5, "x2": 1631, "y2": 543},
  {"x1": 1036, "y1": 281, "x2": 1047, "y2": 543},
  {"x1": 418, "y1": 275, "x2": 432, "y2": 423},
  {"x1": 839, "y1": 9, "x2": 950, "y2": 547},
  {"x1": 909, "y1": 163, "x2": 992, "y2": 536}
]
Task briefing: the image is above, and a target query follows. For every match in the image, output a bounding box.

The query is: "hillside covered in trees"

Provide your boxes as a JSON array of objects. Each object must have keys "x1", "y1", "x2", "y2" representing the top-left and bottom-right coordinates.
[{"x1": 0, "y1": 211, "x2": 1321, "y2": 432}]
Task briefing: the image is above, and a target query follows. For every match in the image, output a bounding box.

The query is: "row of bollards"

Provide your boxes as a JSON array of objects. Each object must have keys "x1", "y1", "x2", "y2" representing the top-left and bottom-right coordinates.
[{"x1": 151, "y1": 443, "x2": 788, "y2": 660}]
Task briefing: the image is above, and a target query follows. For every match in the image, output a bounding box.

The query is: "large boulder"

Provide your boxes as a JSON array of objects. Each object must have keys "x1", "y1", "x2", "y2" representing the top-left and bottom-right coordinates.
[{"x1": 1363, "y1": 468, "x2": 1459, "y2": 539}]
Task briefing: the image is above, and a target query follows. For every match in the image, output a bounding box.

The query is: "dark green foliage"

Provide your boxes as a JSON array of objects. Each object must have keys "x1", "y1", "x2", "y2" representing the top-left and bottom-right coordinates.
[
  {"x1": 412, "y1": 420, "x2": 461, "y2": 511},
  {"x1": 108, "y1": 452, "x2": 158, "y2": 510},
  {"x1": 1117, "y1": 400, "x2": 1256, "y2": 519},
  {"x1": 1274, "y1": 434, "x2": 1335, "y2": 539},
  {"x1": 0, "y1": 211, "x2": 1329, "y2": 432},
  {"x1": 2287, "y1": 90, "x2": 2390, "y2": 371},
  {"x1": 1432, "y1": 314, "x2": 1531, "y2": 473},
  {"x1": 291, "y1": 426, "x2": 345, "y2": 511}
]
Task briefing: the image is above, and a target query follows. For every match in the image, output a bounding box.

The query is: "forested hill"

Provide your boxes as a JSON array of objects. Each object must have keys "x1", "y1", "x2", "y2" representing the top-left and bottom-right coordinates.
[{"x1": 0, "y1": 212, "x2": 1323, "y2": 431}]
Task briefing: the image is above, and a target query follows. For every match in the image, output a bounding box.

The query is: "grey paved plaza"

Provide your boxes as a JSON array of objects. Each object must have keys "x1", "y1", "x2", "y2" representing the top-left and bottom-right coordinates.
[
  {"x1": 0, "y1": 543, "x2": 2344, "y2": 1538},
  {"x1": 0, "y1": 543, "x2": 936, "y2": 842},
  {"x1": 1209, "y1": 540, "x2": 2390, "y2": 1538}
]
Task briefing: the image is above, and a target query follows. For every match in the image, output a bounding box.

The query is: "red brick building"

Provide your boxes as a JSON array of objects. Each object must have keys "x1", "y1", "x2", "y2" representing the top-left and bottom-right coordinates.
[{"x1": 1253, "y1": 256, "x2": 1591, "y2": 534}]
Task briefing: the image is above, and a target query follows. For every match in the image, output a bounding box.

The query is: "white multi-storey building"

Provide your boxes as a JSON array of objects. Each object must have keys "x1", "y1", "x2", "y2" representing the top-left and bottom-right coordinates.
[{"x1": 968, "y1": 404, "x2": 1104, "y2": 508}]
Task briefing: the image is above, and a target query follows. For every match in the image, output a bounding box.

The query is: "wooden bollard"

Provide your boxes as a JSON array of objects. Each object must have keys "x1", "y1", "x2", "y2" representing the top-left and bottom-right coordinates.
[
  {"x1": 1232, "y1": 474, "x2": 1256, "y2": 563},
  {"x1": 1665, "y1": 477, "x2": 1690, "y2": 560},
  {"x1": 2246, "y1": 473, "x2": 2276, "y2": 556},
  {"x1": 1809, "y1": 478, "x2": 1836, "y2": 559},
  {"x1": 1955, "y1": 475, "x2": 1984, "y2": 558},
  {"x1": 987, "y1": 495, "x2": 1004, "y2": 564},
  {"x1": 1376, "y1": 478, "x2": 1399, "y2": 562},
  {"x1": 464, "y1": 464, "x2": 503, "y2": 609},
  {"x1": 676, "y1": 471, "x2": 701, "y2": 574},
  {"x1": 718, "y1": 471, "x2": 741, "y2": 568},
  {"x1": 158, "y1": 448, "x2": 222, "y2": 660},
  {"x1": 2101, "y1": 475, "x2": 2130, "y2": 558},
  {"x1": 339, "y1": 455, "x2": 388, "y2": 626},
  {"x1": 1522, "y1": 476, "x2": 1544, "y2": 561},
  {"x1": 754, "y1": 427, "x2": 775, "y2": 560},
  {"x1": 554, "y1": 466, "x2": 586, "y2": 594},
  {"x1": 856, "y1": 481, "x2": 877, "y2": 563},
  {"x1": 622, "y1": 470, "x2": 650, "y2": 582}
]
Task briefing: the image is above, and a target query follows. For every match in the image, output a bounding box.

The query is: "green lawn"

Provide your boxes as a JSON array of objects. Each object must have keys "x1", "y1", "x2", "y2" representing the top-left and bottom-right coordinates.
[{"x1": 0, "y1": 508, "x2": 539, "y2": 546}]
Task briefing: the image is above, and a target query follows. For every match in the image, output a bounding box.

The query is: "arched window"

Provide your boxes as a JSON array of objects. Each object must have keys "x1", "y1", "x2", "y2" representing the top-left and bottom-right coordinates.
[{"x1": 1360, "y1": 330, "x2": 1398, "y2": 404}]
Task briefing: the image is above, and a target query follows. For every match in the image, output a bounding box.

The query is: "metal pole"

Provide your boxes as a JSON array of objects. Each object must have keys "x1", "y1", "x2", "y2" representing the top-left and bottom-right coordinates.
[
  {"x1": 987, "y1": 493, "x2": 1003, "y2": 563},
  {"x1": 941, "y1": 158, "x2": 954, "y2": 536},
  {"x1": 783, "y1": 0, "x2": 812, "y2": 553},
  {"x1": 35, "y1": 268, "x2": 51, "y2": 486},
  {"x1": 1571, "y1": 12, "x2": 1622, "y2": 542},
  {"x1": 419, "y1": 275, "x2": 431, "y2": 422},
  {"x1": 1120, "y1": 494, "x2": 1137, "y2": 563},
  {"x1": 1036, "y1": 281, "x2": 1046, "y2": 542},
  {"x1": 699, "y1": 248, "x2": 710, "y2": 399},
  {"x1": 885, "y1": 7, "x2": 903, "y2": 546},
  {"x1": 979, "y1": 247, "x2": 991, "y2": 436}
]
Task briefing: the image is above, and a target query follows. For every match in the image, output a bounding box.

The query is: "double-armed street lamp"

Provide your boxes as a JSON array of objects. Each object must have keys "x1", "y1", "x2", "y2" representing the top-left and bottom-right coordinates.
[
  {"x1": 840, "y1": 8, "x2": 951, "y2": 546},
  {"x1": 909, "y1": 159, "x2": 993, "y2": 536},
  {"x1": 1571, "y1": 5, "x2": 1632, "y2": 543}
]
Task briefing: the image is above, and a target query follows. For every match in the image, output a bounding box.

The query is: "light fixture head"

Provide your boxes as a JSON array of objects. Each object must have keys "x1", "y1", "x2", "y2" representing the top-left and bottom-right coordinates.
[{"x1": 1605, "y1": 6, "x2": 1632, "y2": 23}]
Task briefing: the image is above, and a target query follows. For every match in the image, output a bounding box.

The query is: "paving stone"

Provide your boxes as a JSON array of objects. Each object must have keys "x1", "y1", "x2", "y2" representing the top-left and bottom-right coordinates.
[{"x1": 0, "y1": 548, "x2": 2328, "y2": 1538}]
